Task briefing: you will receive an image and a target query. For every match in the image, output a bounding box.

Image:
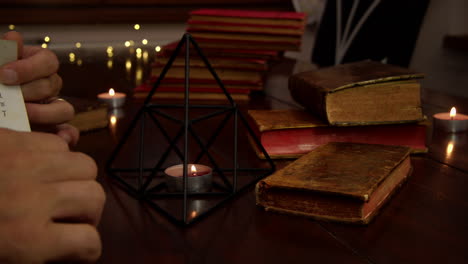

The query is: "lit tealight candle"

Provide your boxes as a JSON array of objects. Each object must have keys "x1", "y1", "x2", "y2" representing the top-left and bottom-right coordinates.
[
  {"x1": 97, "y1": 88, "x2": 126, "y2": 108},
  {"x1": 433, "y1": 107, "x2": 468, "y2": 133},
  {"x1": 164, "y1": 164, "x2": 213, "y2": 193}
]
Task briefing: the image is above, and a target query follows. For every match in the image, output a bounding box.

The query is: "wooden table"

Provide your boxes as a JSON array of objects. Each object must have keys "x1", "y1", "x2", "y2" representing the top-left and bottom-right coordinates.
[{"x1": 58, "y1": 47, "x2": 468, "y2": 264}]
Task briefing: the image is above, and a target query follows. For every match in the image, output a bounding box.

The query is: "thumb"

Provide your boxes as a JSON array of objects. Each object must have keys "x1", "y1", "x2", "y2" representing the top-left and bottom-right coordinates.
[{"x1": 2, "y1": 31, "x2": 23, "y2": 59}]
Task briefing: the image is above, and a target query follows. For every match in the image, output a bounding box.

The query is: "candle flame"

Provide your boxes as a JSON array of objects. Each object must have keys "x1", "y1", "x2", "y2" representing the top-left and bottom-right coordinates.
[
  {"x1": 450, "y1": 107, "x2": 456, "y2": 119},
  {"x1": 446, "y1": 141, "x2": 454, "y2": 157},
  {"x1": 110, "y1": 115, "x2": 117, "y2": 125},
  {"x1": 191, "y1": 165, "x2": 197, "y2": 176},
  {"x1": 109, "y1": 88, "x2": 115, "y2": 96},
  {"x1": 191, "y1": 211, "x2": 197, "y2": 218}
]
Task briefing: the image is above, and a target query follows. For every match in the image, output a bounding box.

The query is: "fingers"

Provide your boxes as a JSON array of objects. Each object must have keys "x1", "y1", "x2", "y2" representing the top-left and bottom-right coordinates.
[
  {"x1": 0, "y1": 128, "x2": 69, "y2": 152},
  {"x1": 21, "y1": 73, "x2": 62, "y2": 101},
  {"x1": 51, "y1": 180, "x2": 106, "y2": 226},
  {"x1": 45, "y1": 223, "x2": 102, "y2": 263},
  {"x1": 0, "y1": 45, "x2": 59, "y2": 85},
  {"x1": 56, "y1": 123, "x2": 80, "y2": 147},
  {"x1": 26, "y1": 99, "x2": 75, "y2": 125},
  {"x1": 38, "y1": 151, "x2": 97, "y2": 183}
]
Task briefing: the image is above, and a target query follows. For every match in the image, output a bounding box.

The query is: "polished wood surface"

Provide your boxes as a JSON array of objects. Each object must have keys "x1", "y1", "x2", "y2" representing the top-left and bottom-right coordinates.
[{"x1": 58, "y1": 47, "x2": 468, "y2": 264}]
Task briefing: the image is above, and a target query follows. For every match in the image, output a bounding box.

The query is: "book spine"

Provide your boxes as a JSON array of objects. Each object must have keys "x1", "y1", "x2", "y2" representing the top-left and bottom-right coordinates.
[
  {"x1": 190, "y1": 9, "x2": 306, "y2": 20},
  {"x1": 136, "y1": 86, "x2": 251, "y2": 94},
  {"x1": 187, "y1": 19, "x2": 305, "y2": 30},
  {"x1": 256, "y1": 181, "x2": 365, "y2": 223},
  {"x1": 288, "y1": 75, "x2": 329, "y2": 123},
  {"x1": 148, "y1": 76, "x2": 263, "y2": 86}
]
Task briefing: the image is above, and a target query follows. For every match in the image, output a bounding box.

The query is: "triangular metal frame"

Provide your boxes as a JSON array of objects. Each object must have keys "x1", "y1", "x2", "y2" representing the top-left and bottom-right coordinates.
[{"x1": 106, "y1": 33, "x2": 275, "y2": 226}]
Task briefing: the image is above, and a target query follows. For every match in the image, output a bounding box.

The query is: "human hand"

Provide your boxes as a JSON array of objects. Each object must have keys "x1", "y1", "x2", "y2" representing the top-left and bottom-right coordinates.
[
  {"x1": 0, "y1": 31, "x2": 79, "y2": 146},
  {"x1": 0, "y1": 128, "x2": 105, "y2": 263}
]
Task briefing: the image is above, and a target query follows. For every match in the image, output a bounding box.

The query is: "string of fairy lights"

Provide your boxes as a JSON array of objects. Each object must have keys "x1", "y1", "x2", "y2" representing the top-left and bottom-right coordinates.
[{"x1": 6, "y1": 23, "x2": 162, "y2": 69}]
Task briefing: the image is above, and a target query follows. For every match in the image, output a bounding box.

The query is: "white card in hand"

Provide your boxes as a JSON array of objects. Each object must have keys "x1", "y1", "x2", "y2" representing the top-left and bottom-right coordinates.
[{"x1": 0, "y1": 40, "x2": 31, "y2": 132}]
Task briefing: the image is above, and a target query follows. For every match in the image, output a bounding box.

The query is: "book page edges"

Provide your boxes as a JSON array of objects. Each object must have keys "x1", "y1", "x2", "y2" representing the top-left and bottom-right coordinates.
[
  {"x1": 361, "y1": 158, "x2": 412, "y2": 220},
  {"x1": 247, "y1": 110, "x2": 328, "y2": 132},
  {"x1": 329, "y1": 74, "x2": 424, "y2": 93},
  {"x1": 328, "y1": 117, "x2": 426, "y2": 126}
]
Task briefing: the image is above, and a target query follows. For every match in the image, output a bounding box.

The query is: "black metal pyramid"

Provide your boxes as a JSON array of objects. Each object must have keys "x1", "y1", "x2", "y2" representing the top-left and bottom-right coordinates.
[{"x1": 106, "y1": 33, "x2": 275, "y2": 225}]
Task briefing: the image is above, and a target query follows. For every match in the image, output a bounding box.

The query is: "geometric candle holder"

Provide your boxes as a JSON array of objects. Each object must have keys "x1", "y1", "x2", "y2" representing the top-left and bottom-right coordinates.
[{"x1": 105, "y1": 33, "x2": 275, "y2": 226}]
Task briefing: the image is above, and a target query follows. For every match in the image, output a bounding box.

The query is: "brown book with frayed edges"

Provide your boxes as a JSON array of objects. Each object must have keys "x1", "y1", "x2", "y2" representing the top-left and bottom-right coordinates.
[
  {"x1": 65, "y1": 97, "x2": 109, "y2": 132},
  {"x1": 256, "y1": 142, "x2": 412, "y2": 224},
  {"x1": 288, "y1": 60, "x2": 425, "y2": 126}
]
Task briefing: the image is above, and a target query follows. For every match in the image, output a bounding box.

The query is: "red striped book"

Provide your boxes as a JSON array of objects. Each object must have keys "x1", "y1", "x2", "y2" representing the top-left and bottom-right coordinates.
[
  {"x1": 190, "y1": 9, "x2": 306, "y2": 20},
  {"x1": 248, "y1": 109, "x2": 427, "y2": 159}
]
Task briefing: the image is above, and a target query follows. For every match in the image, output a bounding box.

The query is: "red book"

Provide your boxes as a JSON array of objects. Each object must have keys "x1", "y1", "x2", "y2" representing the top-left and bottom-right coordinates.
[
  {"x1": 186, "y1": 20, "x2": 305, "y2": 36},
  {"x1": 190, "y1": 32, "x2": 302, "y2": 45},
  {"x1": 134, "y1": 82, "x2": 251, "y2": 94},
  {"x1": 152, "y1": 56, "x2": 268, "y2": 71},
  {"x1": 189, "y1": 9, "x2": 306, "y2": 20},
  {"x1": 160, "y1": 41, "x2": 280, "y2": 59},
  {"x1": 248, "y1": 109, "x2": 428, "y2": 159},
  {"x1": 187, "y1": 19, "x2": 305, "y2": 30},
  {"x1": 147, "y1": 76, "x2": 264, "y2": 86}
]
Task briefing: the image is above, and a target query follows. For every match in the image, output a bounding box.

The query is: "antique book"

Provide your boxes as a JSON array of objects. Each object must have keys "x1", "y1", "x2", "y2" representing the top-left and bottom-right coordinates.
[
  {"x1": 145, "y1": 82, "x2": 262, "y2": 91},
  {"x1": 192, "y1": 35, "x2": 301, "y2": 51},
  {"x1": 151, "y1": 65, "x2": 264, "y2": 83},
  {"x1": 288, "y1": 60, "x2": 425, "y2": 125},
  {"x1": 187, "y1": 20, "x2": 305, "y2": 36},
  {"x1": 187, "y1": 9, "x2": 305, "y2": 52},
  {"x1": 135, "y1": 82, "x2": 256, "y2": 94},
  {"x1": 146, "y1": 75, "x2": 263, "y2": 87},
  {"x1": 161, "y1": 41, "x2": 279, "y2": 60},
  {"x1": 248, "y1": 109, "x2": 427, "y2": 159},
  {"x1": 65, "y1": 96, "x2": 109, "y2": 132},
  {"x1": 189, "y1": 9, "x2": 306, "y2": 27},
  {"x1": 256, "y1": 142, "x2": 412, "y2": 224},
  {"x1": 190, "y1": 32, "x2": 302, "y2": 45},
  {"x1": 133, "y1": 91, "x2": 249, "y2": 101},
  {"x1": 153, "y1": 56, "x2": 268, "y2": 71}
]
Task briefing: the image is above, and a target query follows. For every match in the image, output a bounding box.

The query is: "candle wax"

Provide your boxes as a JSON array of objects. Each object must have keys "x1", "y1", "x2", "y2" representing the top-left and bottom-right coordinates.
[{"x1": 433, "y1": 112, "x2": 468, "y2": 121}]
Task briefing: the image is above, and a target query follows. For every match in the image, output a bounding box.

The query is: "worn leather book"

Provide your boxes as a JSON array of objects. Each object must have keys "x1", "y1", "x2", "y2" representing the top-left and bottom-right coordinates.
[
  {"x1": 288, "y1": 60, "x2": 425, "y2": 125},
  {"x1": 248, "y1": 109, "x2": 427, "y2": 159},
  {"x1": 256, "y1": 142, "x2": 412, "y2": 224},
  {"x1": 65, "y1": 96, "x2": 108, "y2": 132}
]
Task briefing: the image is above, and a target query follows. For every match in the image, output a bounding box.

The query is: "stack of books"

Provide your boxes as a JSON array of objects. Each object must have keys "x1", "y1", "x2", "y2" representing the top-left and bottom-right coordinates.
[
  {"x1": 134, "y1": 9, "x2": 307, "y2": 101},
  {"x1": 186, "y1": 9, "x2": 306, "y2": 52},
  {"x1": 254, "y1": 60, "x2": 428, "y2": 224},
  {"x1": 248, "y1": 60, "x2": 428, "y2": 159}
]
